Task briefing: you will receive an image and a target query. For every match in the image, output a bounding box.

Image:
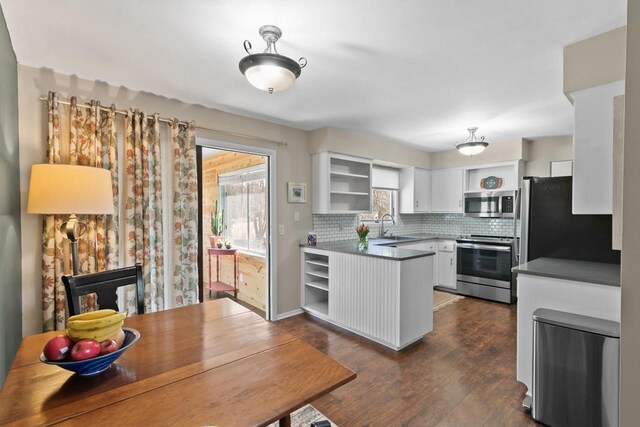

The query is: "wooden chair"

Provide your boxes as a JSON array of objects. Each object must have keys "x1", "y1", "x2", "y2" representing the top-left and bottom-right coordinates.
[{"x1": 62, "y1": 264, "x2": 144, "y2": 316}]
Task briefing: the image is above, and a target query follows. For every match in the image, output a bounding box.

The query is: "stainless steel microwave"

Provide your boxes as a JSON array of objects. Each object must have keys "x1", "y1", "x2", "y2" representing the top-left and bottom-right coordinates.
[{"x1": 464, "y1": 190, "x2": 516, "y2": 218}]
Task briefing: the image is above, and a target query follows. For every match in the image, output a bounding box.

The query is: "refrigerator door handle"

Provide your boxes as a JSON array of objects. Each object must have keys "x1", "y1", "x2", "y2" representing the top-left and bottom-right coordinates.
[
  {"x1": 514, "y1": 188, "x2": 521, "y2": 263},
  {"x1": 519, "y1": 179, "x2": 531, "y2": 265}
]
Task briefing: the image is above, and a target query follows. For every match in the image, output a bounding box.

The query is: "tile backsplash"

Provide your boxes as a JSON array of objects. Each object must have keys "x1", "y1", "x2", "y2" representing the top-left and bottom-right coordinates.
[{"x1": 312, "y1": 213, "x2": 516, "y2": 242}]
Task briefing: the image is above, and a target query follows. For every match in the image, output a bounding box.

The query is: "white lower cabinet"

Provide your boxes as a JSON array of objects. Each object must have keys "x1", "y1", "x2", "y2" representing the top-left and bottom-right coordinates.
[
  {"x1": 301, "y1": 247, "x2": 434, "y2": 350},
  {"x1": 436, "y1": 240, "x2": 456, "y2": 289},
  {"x1": 395, "y1": 240, "x2": 438, "y2": 289}
]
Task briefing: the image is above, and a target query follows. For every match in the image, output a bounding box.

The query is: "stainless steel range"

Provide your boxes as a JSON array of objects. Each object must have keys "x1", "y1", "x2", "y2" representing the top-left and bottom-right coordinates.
[{"x1": 456, "y1": 235, "x2": 516, "y2": 304}]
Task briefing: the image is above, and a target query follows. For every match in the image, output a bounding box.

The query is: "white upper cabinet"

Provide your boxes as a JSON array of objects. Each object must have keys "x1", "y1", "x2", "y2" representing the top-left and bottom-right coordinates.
[
  {"x1": 571, "y1": 80, "x2": 625, "y2": 214},
  {"x1": 312, "y1": 152, "x2": 372, "y2": 214},
  {"x1": 372, "y1": 165, "x2": 399, "y2": 189},
  {"x1": 431, "y1": 169, "x2": 464, "y2": 213},
  {"x1": 399, "y1": 167, "x2": 431, "y2": 213}
]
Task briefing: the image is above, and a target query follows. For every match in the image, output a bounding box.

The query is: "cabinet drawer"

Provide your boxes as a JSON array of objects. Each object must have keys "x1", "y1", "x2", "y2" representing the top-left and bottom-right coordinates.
[
  {"x1": 438, "y1": 241, "x2": 455, "y2": 252},
  {"x1": 425, "y1": 242, "x2": 437, "y2": 252}
]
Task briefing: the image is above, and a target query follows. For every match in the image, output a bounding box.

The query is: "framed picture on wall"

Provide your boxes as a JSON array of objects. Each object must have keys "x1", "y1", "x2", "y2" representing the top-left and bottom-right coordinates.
[{"x1": 287, "y1": 182, "x2": 307, "y2": 203}]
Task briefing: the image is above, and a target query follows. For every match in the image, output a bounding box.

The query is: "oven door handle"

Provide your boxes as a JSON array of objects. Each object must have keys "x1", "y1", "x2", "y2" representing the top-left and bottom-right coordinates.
[{"x1": 457, "y1": 243, "x2": 512, "y2": 252}]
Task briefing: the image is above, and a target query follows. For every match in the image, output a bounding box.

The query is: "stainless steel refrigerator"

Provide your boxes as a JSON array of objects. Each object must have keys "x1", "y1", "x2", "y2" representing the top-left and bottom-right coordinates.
[{"x1": 518, "y1": 176, "x2": 620, "y2": 265}]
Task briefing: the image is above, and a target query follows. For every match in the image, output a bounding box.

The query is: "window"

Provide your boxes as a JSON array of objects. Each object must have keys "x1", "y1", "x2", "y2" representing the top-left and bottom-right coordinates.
[
  {"x1": 360, "y1": 188, "x2": 397, "y2": 222},
  {"x1": 218, "y1": 164, "x2": 267, "y2": 255}
]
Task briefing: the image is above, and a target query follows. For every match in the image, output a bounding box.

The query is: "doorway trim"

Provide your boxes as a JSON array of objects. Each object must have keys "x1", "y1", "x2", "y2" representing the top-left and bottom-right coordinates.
[{"x1": 196, "y1": 137, "x2": 277, "y2": 321}]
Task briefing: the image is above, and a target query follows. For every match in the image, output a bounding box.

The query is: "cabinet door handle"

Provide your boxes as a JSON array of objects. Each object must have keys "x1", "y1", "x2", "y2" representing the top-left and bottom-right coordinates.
[
  {"x1": 416, "y1": 200, "x2": 419, "y2": 208},
  {"x1": 450, "y1": 258, "x2": 453, "y2": 266}
]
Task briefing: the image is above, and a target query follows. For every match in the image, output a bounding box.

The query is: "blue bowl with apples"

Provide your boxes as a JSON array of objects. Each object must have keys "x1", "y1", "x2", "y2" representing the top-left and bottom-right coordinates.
[{"x1": 39, "y1": 328, "x2": 140, "y2": 376}]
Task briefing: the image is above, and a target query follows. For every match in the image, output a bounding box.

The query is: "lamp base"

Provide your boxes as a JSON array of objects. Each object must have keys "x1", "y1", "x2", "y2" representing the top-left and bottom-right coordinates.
[{"x1": 61, "y1": 214, "x2": 80, "y2": 276}]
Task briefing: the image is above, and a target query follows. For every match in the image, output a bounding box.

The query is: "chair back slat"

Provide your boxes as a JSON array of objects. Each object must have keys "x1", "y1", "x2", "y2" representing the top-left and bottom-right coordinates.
[{"x1": 62, "y1": 264, "x2": 145, "y2": 316}]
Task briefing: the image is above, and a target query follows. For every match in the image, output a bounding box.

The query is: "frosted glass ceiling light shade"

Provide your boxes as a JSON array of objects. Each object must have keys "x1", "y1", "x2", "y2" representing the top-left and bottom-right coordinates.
[
  {"x1": 239, "y1": 25, "x2": 307, "y2": 94},
  {"x1": 455, "y1": 127, "x2": 489, "y2": 156}
]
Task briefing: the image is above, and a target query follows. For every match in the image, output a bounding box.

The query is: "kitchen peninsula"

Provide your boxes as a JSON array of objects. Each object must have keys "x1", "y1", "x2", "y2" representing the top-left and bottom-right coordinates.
[{"x1": 301, "y1": 237, "x2": 437, "y2": 350}]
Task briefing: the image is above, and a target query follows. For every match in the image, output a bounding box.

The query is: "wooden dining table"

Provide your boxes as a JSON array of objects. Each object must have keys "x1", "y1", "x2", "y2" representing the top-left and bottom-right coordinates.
[{"x1": 0, "y1": 299, "x2": 356, "y2": 426}]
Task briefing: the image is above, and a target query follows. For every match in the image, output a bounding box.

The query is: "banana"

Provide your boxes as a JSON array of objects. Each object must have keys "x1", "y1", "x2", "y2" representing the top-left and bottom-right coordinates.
[
  {"x1": 67, "y1": 312, "x2": 126, "y2": 330},
  {"x1": 67, "y1": 320, "x2": 124, "y2": 341},
  {"x1": 91, "y1": 327, "x2": 124, "y2": 344},
  {"x1": 68, "y1": 309, "x2": 117, "y2": 323}
]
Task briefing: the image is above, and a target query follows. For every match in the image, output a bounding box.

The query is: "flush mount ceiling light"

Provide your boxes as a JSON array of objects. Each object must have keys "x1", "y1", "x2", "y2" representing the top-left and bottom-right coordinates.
[
  {"x1": 239, "y1": 25, "x2": 307, "y2": 94},
  {"x1": 455, "y1": 127, "x2": 489, "y2": 156}
]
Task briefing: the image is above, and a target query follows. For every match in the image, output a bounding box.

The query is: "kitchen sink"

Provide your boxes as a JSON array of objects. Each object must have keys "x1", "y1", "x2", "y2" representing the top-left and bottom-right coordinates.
[{"x1": 369, "y1": 236, "x2": 416, "y2": 245}]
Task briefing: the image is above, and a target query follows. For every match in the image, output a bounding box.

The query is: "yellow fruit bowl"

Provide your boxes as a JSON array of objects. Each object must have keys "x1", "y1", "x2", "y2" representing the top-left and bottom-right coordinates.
[{"x1": 40, "y1": 328, "x2": 140, "y2": 376}]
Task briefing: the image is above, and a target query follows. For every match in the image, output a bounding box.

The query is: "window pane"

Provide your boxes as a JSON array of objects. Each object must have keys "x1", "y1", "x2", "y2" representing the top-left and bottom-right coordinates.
[
  {"x1": 360, "y1": 189, "x2": 394, "y2": 222},
  {"x1": 248, "y1": 178, "x2": 267, "y2": 253},
  {"x1": 223, "y1": 182, "x2": 248, "y2": 248}
]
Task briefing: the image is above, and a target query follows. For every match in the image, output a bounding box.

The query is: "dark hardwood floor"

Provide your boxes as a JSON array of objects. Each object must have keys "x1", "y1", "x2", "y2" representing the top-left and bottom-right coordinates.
[{"x1": 275, "y1": 297, "x2": 538, "y2": 426}]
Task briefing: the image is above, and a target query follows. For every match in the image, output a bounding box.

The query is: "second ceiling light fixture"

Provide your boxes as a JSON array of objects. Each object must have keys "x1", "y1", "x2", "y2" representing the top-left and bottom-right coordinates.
[{"x1": 239, "y1": 25, "x2": 307, "y2": 94}]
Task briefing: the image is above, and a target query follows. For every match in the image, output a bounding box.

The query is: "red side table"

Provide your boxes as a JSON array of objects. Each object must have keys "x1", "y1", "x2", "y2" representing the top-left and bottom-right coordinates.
[{"x1": 207, "y1": 247, "x2": 238, "y2": 298}]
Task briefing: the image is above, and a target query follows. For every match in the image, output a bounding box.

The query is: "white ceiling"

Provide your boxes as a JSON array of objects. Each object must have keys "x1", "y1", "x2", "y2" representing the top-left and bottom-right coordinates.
[{"x1": 1, "y1": 0, "x2": 627, "y2": 151}]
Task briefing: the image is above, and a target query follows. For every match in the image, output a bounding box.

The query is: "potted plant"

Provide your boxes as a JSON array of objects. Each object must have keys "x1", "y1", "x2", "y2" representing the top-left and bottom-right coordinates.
[{"x1": 209, "y1": 201, "x2": 224, "y2": 248}]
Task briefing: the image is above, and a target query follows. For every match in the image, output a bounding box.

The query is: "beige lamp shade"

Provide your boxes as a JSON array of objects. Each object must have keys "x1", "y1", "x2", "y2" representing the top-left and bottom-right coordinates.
[{"x1": 27, "y1": 164, "x2": 115, "y2": 215}]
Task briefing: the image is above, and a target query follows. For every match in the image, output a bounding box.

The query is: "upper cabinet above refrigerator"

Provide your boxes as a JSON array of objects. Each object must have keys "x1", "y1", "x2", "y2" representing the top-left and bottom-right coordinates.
[{"x1": 571, "y1": 80, "x2": 625, "y2": 215}]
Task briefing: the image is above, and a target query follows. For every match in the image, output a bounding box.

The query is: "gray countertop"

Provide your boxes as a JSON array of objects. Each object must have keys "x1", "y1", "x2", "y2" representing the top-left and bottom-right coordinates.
[
  {"x1": 301, "y1": 233, "x2": 458, "y2": 261},
  {"x1": 512, "y1": 257, "x2": 621, "y2": 287}
]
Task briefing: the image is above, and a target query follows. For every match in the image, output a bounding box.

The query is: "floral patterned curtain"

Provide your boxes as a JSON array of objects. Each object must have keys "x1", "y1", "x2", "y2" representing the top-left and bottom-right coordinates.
[
  {"x1": 123, "y1": 111, "x2": 165, "y2": 313},
  {"x1": 42, "y1": 92, "x2": 199, "y2": 331},
  {"x1": 42, "y1": 92, "x2": 119, "y2": 332},
  {"x1": 171, "y1": 120, "x2": 198, "y2": 306}
]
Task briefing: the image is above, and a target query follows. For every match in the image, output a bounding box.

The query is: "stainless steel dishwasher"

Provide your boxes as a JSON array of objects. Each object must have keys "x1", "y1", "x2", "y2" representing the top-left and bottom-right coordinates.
[{"x1": 532, "y1": 308, "x2": 620, "y2": 427}]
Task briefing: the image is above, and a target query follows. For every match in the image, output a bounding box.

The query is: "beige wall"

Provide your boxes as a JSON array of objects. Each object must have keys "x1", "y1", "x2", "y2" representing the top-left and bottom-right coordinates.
[
  {"x1": 564, "y1": 26, "x2": 627, "y2": 96},
  {"x1": 430, "y1": 139, "x2": 526, "y2": 170},
  {"x1": 523, "y1": 136, "x2": 573, "y2": 177},
  {"x1": 18, "y1": 65, "x2": 312, "y2": 335},
  {"x1": 620, "y1": 2, "x2": 640, "y2": 424},
  {"x1": 310, "y1": 127, "x2": 432, "y2": 169}
]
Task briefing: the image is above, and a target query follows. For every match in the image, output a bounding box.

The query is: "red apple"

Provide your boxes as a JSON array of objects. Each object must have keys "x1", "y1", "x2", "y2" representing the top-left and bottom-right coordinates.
[
  {"x1": 43, "y1": 335, "x2": 73, "y2": 361},
  {"x1": 70, "y1": 339, "x2": 101, "y2": 361},
  {"x1": 99, "y1": 339, "x2": 118, "y2": 355}
]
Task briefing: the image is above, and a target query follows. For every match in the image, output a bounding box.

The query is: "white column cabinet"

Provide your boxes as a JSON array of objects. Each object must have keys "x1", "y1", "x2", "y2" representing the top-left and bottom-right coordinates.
[
  {"x1": 399, "y1": 167, "x2": 431, "y2": 213},
  {"x1": 431, "y1": 169, "x2": 464, "y2": 213},
  {"x1": 395, "y1": 240, "x2": 438, "y2": 288}
]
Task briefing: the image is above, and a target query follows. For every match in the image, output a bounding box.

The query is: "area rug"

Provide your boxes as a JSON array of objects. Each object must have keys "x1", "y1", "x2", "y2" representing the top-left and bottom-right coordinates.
[
  {"x1": 267, "y1": 404, "x2": 337, "y2": 427},
  {"x1": 433, "y1": 290, "x2": 464, "y2": 311}
]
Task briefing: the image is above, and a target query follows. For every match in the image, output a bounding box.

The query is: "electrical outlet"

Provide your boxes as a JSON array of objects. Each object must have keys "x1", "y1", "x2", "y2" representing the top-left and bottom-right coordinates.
[
  {"x1": 278, "y1": 224, "x2": 285, "y2": 235},
  {"x1": 294, "y1": 211, "x2": 300, "y2": 222},
  {"x1": 239, "y1": 273, "x2": 244, "y2": 282}
]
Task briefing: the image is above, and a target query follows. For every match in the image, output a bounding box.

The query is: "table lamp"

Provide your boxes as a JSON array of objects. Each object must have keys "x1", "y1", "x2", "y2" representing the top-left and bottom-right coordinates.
[{"x1": 27, "y1": 164, "x2": 115, "y2": 276}]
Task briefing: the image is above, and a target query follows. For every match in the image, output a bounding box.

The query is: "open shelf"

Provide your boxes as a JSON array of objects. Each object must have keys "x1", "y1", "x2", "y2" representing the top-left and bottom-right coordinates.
[
  {"x1": 313, "y1": 153, "x2": 372, "y2": 214},
  {"x1": 465, "y1": 164, "x2": 517, "y2": 193},
  {"x1": 305, "y1": 259, "x2": 329, "y2": 268},
  {"x1": 305, "y1": 281, "x2": 329, "y2": 291},
  {"x1": 330, "y1": 191, "x2": 369, "y2": 196},
  {"x1": 303, "y1": 301, "x2": 328, "y2": 317},
  {"x1": 302, "y1": 251, "x2": 330, "y2": 317},
  {"x1": 306, "y1": 270, "x2": 329, "y2": 280},
  {"x1": 330, "y1": 171, "x2": 369, "y2": 179},
  {"x1": 207, "y1": 281, "x2": 236, "y2": 292}
]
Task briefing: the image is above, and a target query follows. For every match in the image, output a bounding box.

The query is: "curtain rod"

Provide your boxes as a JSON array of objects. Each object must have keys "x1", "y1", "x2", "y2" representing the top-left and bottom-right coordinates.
[{"x1": 38, "y1": 96, "x2": 288, "y2": 147}]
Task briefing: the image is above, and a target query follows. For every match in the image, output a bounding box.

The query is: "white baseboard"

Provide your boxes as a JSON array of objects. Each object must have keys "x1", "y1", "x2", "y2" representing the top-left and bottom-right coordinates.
[{"x1": 276, "y1": 308, "x2": 304, "y2": 320}]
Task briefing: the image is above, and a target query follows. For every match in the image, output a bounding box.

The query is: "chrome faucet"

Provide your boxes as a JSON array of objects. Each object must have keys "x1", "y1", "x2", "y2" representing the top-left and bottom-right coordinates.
[{"x1": 379, "y1": 213, "x2": 396, "y2": 237}]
